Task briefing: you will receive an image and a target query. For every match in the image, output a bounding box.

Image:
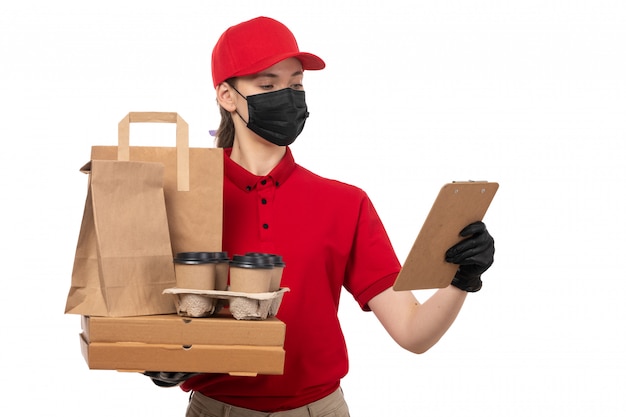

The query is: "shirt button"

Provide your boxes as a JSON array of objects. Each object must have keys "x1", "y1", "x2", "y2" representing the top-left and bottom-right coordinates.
[
  {"x1": 261, "y1": 198, "x2": 267, "y2": 204},
  {"x1": 262, "y1": 223, "x2": 269, "y2": 229},
  {"x1": 261, "y1": 179, "x2": 267, "y2": 185},
  {"x1": 246, "y1": 185, "x2": 252, "y2": 191}
]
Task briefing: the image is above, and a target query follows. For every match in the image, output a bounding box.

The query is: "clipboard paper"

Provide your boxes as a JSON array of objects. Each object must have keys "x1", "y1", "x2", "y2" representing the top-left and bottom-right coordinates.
[{"x1": 393, "y1": 181, "x2": 499, "y2": 291}]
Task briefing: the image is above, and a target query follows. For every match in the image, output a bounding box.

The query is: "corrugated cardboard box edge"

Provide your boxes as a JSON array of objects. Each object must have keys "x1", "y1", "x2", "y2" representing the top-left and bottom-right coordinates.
[
  {"x1": 80, "y1": 334, "x2": 285, "y2": 375},
  {"x1": 81, "y1": 313, "x2": 285, "y2": 346}
]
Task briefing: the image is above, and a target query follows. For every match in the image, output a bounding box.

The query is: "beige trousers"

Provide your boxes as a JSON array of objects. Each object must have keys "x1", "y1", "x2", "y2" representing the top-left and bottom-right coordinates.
[{"x1": 186, "y1": 388, "x2": 350, "y2": 417}]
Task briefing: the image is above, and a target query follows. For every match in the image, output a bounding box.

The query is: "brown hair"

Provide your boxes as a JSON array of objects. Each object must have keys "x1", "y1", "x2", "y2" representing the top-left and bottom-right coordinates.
[
  {"x1": 215, "y1": 106, "x2": 235, "y2": 148},
  {"x1": 214, "y1": 78, "x2": 237, "y2": 148}
]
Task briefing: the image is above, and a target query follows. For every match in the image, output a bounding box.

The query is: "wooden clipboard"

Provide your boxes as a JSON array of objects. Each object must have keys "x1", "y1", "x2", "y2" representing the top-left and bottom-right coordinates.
[{"x1": 393, "y1": 181, "x2": 499, "y2": 291}]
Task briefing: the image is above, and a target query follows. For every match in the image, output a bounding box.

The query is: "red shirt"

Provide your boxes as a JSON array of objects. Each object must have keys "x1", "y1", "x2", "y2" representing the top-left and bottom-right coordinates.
[{"x1": 181, "y1": 147, "x2": 400, "y2": 411}]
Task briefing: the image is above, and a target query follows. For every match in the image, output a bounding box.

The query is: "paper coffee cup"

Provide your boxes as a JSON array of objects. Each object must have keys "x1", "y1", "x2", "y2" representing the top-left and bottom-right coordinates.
[
  {"x1": 229, "y1": 254, "x2": 273, "y2": 293},
  {"x1": 245, "y1": 252, "x2": 285, "y2": 291},
  {"x1": 174, "y1": 252, "x2": 217, "y2": 290},
  {"x1": 190, "y1": 251, "x2": 230, "y2": 291}
]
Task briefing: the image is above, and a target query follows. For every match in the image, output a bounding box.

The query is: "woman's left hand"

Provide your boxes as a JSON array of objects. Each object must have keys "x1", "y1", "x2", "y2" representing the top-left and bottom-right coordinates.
[{"x1": 445, "y1": 221, "x2": 495, "y2": 292}]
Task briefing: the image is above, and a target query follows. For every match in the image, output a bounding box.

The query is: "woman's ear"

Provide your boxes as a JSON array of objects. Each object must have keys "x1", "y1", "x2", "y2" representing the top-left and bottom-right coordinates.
[{"x1": 216, "y1": 82, "x2": 237, "y2": 112}]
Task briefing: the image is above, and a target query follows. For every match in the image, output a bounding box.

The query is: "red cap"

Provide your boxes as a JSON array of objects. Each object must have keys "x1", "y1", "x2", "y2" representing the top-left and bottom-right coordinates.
[{"x1": 211, "y1": 16, "x2": 326, "y2": 87}]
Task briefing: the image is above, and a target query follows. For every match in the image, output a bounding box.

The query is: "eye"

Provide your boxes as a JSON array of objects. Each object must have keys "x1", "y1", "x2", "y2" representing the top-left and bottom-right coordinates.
[
  {"x1": 259, "y1": 84, "x2": 274, "y2": 90},
  {"x1": 290, "y1": 83, "x2": 304, "y2": 90}
]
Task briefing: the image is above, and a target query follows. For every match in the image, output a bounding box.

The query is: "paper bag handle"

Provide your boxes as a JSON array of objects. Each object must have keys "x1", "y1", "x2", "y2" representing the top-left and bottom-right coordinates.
[{"x1": 117, "y1": 112, "x2": 190, "y2": 191}]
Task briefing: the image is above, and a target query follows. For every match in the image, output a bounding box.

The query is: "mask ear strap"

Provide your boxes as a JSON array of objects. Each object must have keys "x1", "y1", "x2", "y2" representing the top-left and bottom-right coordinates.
[
  {"x1": 234, "y1": 109, "x2": 248, "y2": 125},
  {"x1": 228, "y1": 83, "x2": 247, "y2": 100},
  {"x1": 227, "y1": 83, "x2": 249, "y2": 124}
]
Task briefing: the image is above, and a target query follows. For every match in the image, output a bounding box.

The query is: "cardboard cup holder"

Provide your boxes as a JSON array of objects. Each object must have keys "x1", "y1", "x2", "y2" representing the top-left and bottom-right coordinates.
[{"x1": 163, "y1": 288, "x2": 289, "y2": 320}]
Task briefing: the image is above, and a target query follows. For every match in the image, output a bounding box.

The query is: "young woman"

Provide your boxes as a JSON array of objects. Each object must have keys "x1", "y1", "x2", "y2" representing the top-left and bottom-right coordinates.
[{"x1": 148, "y1": 16, "x2": 495, "y2": 417}]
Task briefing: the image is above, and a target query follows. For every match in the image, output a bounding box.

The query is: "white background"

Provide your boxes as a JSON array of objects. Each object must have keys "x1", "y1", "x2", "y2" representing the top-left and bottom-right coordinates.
[{"x1": 1, "y1": 1, "x2": 625, "y2": 415}]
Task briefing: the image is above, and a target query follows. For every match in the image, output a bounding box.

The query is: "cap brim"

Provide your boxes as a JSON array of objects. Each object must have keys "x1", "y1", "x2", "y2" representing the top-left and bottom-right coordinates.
[
  {"x1": 232, "y1": 52, "x2": 325, "y2": 79},
  {"x1": 295, "y1": 52, "x2": 326, "y2": 71}
]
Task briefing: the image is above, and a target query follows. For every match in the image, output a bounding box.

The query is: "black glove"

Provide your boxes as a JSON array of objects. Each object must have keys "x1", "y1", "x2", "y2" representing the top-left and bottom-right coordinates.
[
  {"x1": 143, "y1": 371, "x2": 198, "y2": 387},
  {"x1": 445, "y1": 221, "x2": 495, "y2": 292}
]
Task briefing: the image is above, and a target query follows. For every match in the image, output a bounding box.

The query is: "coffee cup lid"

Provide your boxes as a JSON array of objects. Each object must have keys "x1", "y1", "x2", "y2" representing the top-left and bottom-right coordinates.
[
  {"x1": 231, "y1": 254, "x2": 274, "y2": 269},
  {"x1": 245, "y1": 252, "x2": 285, "y2": 267},
  {"x1": 205, "y1": 251, "x2": 230, "y2": 261},
  {"x1": 174, "y1": 252, "x2": 226, "y2": 264}
]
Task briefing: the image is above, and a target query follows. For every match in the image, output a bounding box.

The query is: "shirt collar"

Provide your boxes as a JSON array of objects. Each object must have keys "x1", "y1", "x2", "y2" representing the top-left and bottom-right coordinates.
[{"x1": 224, "y1": 147, "x2": 296, "y2": 191}]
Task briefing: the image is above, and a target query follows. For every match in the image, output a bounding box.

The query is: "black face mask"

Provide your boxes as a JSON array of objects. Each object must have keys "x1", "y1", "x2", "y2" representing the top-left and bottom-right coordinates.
[{"x1": 232, "y1": 87, "x2": 309, "y2": 146}]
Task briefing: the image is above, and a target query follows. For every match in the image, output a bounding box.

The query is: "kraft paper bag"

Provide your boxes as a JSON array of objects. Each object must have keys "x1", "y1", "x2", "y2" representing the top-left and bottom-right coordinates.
[
  {"x1": 90, "y1": 112, "x2": 224, "y2": 255},
  {"x1": 65, "y1": 160, "x2": 177, "y2": 317}
]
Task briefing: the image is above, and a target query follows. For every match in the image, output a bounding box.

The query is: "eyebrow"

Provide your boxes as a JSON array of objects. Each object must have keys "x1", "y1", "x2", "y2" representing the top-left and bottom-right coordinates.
[{"x1": 253, "y1": 70, "x2": 304, "y2": 79}]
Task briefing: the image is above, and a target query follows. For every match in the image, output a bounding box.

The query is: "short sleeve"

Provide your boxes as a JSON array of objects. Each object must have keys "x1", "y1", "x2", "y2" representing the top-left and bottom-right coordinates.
[{"x1": 343, "y1": 192, "x2": 401, "y2": 311}]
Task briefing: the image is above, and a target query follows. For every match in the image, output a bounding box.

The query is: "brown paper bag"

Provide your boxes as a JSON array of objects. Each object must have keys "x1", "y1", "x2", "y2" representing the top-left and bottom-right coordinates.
[
  {"x1": 65, "y1": 160, "x2": 177, "y2": 317},
  {"x1": 90, "y1": 112, "x2": 223, "y2": 254}
]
